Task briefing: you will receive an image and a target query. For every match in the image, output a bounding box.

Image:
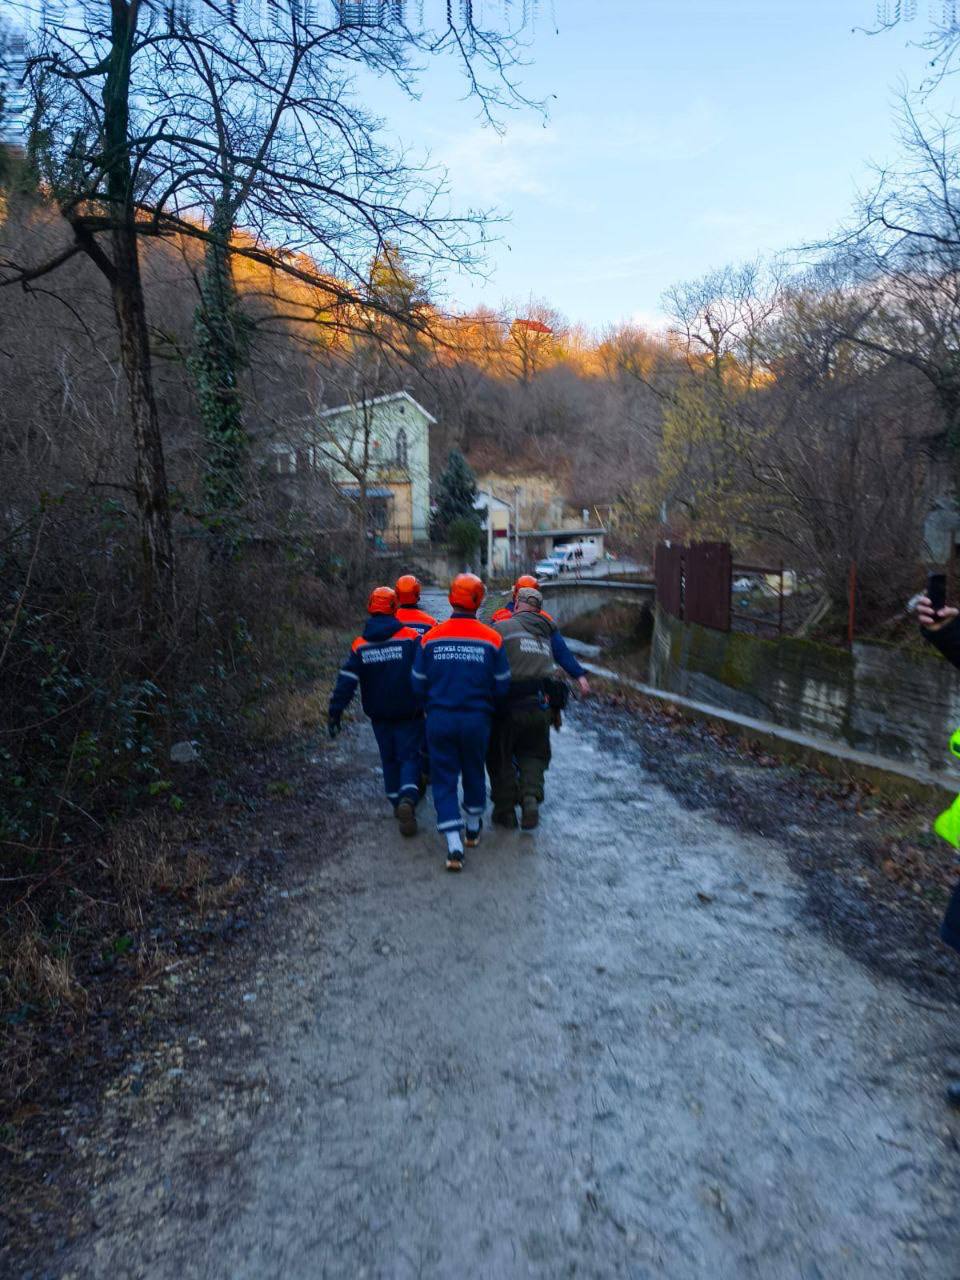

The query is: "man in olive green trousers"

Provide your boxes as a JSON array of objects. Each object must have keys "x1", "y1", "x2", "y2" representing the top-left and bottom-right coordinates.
[{"x1": 489, "y1": 587, "x2": 557, "y2": 830}]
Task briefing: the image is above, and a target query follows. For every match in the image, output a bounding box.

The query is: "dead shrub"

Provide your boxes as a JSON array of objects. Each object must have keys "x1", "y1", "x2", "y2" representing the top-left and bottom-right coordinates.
[
  {"x1": 296, "y1": 573, "x2": 353, "y2": 628},
  {"x1": 195, "y1": 872, "x2": 246, "y2": 915},
  {"x1": 253, "y1": 684, "x2": 328, "y2": 742},
  {"x1": 3, "y1": 925, "x2": 87, "y2": 1015},
  {"x1": 103, "y1": 812, "x2": 196, "y2": 923}
]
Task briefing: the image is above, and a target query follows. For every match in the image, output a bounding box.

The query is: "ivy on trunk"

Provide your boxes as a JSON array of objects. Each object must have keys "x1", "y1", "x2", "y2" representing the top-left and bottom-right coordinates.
[{"x1": 190, "y1": 196, "x2": 250, "y2": 544}]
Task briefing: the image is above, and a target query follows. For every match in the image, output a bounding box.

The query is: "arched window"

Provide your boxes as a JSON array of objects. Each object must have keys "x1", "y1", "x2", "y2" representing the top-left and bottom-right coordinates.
[{"x1": 395, "y1": 427, "x2": 408, "y2": 468}]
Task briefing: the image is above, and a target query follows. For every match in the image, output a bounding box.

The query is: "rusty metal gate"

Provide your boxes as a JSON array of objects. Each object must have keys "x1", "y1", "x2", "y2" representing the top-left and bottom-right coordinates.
[
  {"x1": 654, "y1": 543, "x2": 684, "y2": 619},
  {"x1": 684, "y1": 541, "x2": 732, "y2": 631},
  {"x1": 655, "y1": 541, "x2": 733, "y2": 632}
]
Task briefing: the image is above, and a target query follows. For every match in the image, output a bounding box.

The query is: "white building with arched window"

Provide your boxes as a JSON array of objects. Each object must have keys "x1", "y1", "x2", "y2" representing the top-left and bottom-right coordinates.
[{"x1": 312, "y1": 390, "x2": 434, "y2": 545}]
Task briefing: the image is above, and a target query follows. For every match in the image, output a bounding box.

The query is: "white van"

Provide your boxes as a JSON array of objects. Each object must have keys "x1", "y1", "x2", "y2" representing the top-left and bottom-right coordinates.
[{"x1": 534, "y1": 541, "x2": 601, "y2": 579}]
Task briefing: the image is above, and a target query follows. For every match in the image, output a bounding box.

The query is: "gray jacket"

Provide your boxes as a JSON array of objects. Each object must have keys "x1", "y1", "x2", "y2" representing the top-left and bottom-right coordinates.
[{"x1": 494, "y1": 610, "x2": 555, "y2": 705}]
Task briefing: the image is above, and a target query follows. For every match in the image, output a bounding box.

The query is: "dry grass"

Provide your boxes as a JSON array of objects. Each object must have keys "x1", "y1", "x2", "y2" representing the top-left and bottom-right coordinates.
[
  {"x1": 134, "y1": 935, "x2": 171, "y2": 982},
  {"x1": 104, "y1": 812, "x2": 197, "y2": 924},
  {"x1": 196, "y1": 872, "x2": 246, "y2": 915},
  {"x1": 104, "y1": 817, "x2": 246, "y2": 918},
  {"x1": 5, "y1": 928, "x2": 87, "y2": 1014},
  {"x1": 1, "y1": 809, "x2": 250, "y2": 1110},
  {"x1": 253, "y1": 683, "x2": 329, "y2": 742},
  {"x1": 250, "y1": 623, "x2": 350, "y2": 743},
  {"x1": 1, "y1": 613, "x2": 348, "y2": 1120}
]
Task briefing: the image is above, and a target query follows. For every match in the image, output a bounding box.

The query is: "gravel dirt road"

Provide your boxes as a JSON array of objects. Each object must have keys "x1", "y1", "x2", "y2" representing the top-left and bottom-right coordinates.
[{"x1": 58, "y1": 689, "x2": 960, "y2": 1280}]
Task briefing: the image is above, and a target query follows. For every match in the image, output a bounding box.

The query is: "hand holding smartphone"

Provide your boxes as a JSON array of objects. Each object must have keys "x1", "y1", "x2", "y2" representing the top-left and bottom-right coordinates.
[
  {"x1": 928, "y1": 572, "x2": 947, "y2": 614},
  {"x1": 918, "y1": 571, "x2": 959, "y2": 631}
]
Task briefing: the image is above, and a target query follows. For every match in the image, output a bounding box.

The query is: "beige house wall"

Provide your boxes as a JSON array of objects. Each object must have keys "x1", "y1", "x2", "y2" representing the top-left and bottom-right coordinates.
[
  {"x1": 315, "y1": 393, "x2": 433, "y2": 543},
  {"x1": 489, "y1": 507, "x2": 510, "y2": 536},
  {"x1": 379, "y1": 472, "x2": 413, "y2": 542},
  {"x1": 478, "y1": 471, "x2": 566, "y2": 531}
]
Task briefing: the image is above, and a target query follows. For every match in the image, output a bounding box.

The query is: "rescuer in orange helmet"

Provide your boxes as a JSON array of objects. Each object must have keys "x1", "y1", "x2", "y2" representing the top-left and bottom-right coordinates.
[
  {"x1": 394, "y1": 574, "x2": 438, "y2": 636},
  {"x1": 488, "y1": 584, "x2": 558, "y2": 831},
  {"x1": 490, "y1": 574, "x2": 539, "y2": 623},
  {"x1": 394, "y1": 574, "x2": 438, "y2": 789},
  {"x1": 411, "y1": 574, "x2": 510, "y2": 870},
  {"x1": 489, "y1": 572, "x2": 592, "y2": 696},
  {"x1": 328, "y1": 587, "x2": 424, "y2": 836}
]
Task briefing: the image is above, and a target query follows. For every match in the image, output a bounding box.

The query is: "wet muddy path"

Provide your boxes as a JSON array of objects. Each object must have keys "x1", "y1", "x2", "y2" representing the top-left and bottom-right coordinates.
[{"x1": 53, "y1": 698, "x2": 960, "y2": 1279}]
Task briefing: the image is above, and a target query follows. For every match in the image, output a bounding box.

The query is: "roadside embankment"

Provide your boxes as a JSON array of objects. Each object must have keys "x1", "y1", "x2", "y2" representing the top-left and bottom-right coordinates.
[
  {"x1": 651, "y1": 604, "x2": 960, "y2": 786},
  {"x1": 0, "y1": 621, "x2": 353, "y2": 1261},
  {"x1": 584, "y1": 659, "x2": 959, "y2": 803}
]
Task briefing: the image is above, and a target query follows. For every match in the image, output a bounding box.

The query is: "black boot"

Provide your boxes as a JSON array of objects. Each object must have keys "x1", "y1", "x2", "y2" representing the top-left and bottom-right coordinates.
[
  {"x1": 396, "y1": 799, "x2": 418, "y2": 838},
  {"x1": 520, "y1": 795, "x2": 539, "y2": 830}
]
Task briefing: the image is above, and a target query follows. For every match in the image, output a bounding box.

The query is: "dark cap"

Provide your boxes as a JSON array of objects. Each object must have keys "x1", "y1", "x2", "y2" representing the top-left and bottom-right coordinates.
[{"x1": 516, "y1": 586, "x2": 543, "y2": 610}]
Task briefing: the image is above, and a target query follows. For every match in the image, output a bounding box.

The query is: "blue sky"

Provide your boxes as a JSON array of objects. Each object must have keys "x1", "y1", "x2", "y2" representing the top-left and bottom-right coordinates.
[{"x1": 362, "y1": 0, "x2": 943, "y2": 330}]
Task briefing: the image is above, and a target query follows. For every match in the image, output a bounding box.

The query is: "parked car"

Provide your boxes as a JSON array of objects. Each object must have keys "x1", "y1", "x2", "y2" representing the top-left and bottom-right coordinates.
[{"x1": 535, "y1": 541, "x2": 601, "y2": 579}]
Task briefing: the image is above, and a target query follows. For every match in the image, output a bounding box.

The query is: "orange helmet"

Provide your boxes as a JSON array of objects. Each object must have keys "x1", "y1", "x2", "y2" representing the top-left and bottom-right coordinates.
[
  {"x1": 513, "y1": 573, "x2": 539, "y2": 599},
  {"x1": 395, "y1": 574, "x2": 422, "y2": 606},
  {"x1": 449, "y1": 573, "x2": 485, "y2": 612},
  {"x1": 367, "y1": 586, "x2": 398, "y2": 616}
]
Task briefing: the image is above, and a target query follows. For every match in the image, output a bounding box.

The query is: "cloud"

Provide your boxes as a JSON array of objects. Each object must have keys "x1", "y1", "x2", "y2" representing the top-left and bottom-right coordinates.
[
  {"x1": 629, "y1": 307, "x2": 670, "y2": 334},
  {"x1": 431, "y1": 96, "x2": 725, "y2": 215},
  {"x1": 434, "y1": 121, "x2": 559, "y2": 203},
  {"x1": 563, "y1": 99, "x2": 724, "y2": 165},
  {"x1": 561, "y1": 251, "x2": 664, "y2": 287}
]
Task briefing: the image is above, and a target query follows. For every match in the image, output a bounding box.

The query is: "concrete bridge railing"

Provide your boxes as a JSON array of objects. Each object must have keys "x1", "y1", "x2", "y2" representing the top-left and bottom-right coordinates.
[{"x1": 538, "y1": 579, "x2": 654, "y2": 628}]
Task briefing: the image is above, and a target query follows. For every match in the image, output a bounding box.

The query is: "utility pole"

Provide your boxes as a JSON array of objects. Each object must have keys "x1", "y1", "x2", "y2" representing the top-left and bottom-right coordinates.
[
  {"x1": 484, "y1": 493, "x2": 493, "y2": 578},
  {"x1": 513, "y1": 485, "x2": 521, "y2": 575}
]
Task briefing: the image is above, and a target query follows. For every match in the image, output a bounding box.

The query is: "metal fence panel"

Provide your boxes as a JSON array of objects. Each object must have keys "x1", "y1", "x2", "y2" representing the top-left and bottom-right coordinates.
[
  {"x1": 684, "y1": 541, "x2": 732, "y2": 631},
  {"x1": 655, "y1": 543, "x2": 684, "y2": 618}
]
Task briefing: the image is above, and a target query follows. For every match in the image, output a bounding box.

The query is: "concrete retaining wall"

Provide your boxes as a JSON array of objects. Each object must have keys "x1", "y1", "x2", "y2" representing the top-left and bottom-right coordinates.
[
  {"x1": 651, "y1": 606, "x2": 960, "y2": 781},
  {"x1": 539, "y1": 580, "x2": 654, "y2": 629},
  {"x1": 388, "y1": 545, "x2": 469, "y2": 584}
]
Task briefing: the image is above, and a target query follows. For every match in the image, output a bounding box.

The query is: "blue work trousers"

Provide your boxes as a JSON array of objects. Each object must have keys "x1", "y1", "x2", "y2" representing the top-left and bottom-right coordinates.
[
  {"x1": 426, "y1": 709, "x2": 491, "y2": 832},
  {"x1": 419, "y1": 722, "x2": 431, "y2": 782},
  {"x1": 371, "y1": 718, "x2": 423, "y2": 809}
]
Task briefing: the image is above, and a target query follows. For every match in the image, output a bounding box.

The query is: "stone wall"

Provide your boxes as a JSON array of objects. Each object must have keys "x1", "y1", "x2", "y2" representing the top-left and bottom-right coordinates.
[
  {"x1": 651, "y1": 606, "x2": 960, "y2": 781},
  {"x1": 539, "y1": 581, "x2": 654, "y2": 629},
  {"x1": 403, "y1": 545, "x2": 465, "y2": 584}
]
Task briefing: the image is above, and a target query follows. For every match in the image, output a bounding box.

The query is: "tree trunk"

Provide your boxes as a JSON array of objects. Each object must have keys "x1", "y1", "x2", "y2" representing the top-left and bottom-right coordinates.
[
  {"x1": 936, "y1": 380, "x2": 960, "y2": 477},
  {"x1": 103, "y1": 0, "x2": 175, "y2": 623},
  {"x1": 358, "y1": 476, "x2": 370, "y2": 585},
  {"x1": 110, "y1": 222, "x2": 175, "y2": 618},
  {"x1": 193, "y1": 194, "x2": 248, "y2": 537}
]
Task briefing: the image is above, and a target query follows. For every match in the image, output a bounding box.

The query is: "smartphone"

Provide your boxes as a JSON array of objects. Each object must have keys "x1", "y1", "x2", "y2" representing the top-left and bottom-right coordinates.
[{"x1": 928, "y1": 572, "x2": 947, "y2": 613}]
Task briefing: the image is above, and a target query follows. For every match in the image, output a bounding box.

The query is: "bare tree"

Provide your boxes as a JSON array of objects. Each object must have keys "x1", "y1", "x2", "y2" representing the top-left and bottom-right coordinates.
[
  {"x1": 140, "y1": 4, "x2": 526, "y2": 526},
  {"x1": 504, "y1": 297, "x2": 565, "y2": 384},
  {"x1": 1, "y1": 3, "x2": 180, "y2": 625},
  {"x1": 2, "y1": 0, "x2": 537, "y2": 615},
  {"x1": 632, "y1": 262, "x2": 782, "y2": 539},
  {"x1": 306, "y1": 336, "x2": 405, "y2": 584},
  {"x1": 820, "y1": 103, "x2": 960, "y2": 473},
  {"x1": 750, "y1": 282, "x2": 930, "y2": 618},
  {"x1": 871, "y1": 1, "x2": 960, "y2": 89}
]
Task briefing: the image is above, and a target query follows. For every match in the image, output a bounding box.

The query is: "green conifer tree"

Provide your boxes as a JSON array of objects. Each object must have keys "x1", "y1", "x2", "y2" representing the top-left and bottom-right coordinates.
[{"x1": 431, "y1": 449, "x2": 481, "y2": 542}]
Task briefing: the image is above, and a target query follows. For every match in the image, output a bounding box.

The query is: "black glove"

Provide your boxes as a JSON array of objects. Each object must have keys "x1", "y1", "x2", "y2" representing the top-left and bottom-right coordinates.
[{"x1": 328, "y1": 715, "x2": 341, "y2": 739}]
